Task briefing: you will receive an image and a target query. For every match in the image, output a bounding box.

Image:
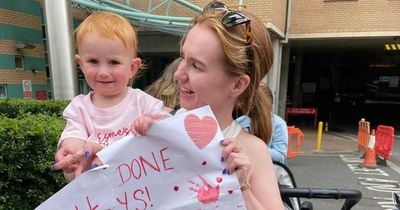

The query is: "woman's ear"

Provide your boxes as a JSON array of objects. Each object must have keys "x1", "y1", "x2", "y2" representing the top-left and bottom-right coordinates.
[
  {"x1": 130, "y1": 57, "x2": 142, "y2": 77},
  {"x1": 232, "y1": 74, "x2": 250, "y2": 97}
]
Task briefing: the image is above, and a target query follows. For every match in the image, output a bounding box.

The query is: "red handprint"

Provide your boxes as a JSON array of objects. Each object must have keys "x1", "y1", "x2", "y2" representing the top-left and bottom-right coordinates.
[{"x1": 188, "y1": 175, "x2": 221, "y2": 204}]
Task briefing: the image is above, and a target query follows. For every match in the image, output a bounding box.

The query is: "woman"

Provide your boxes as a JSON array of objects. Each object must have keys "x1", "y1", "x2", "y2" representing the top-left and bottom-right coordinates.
[{"x1": 169, "y1": 1, "x2": 283, "y2": 209}]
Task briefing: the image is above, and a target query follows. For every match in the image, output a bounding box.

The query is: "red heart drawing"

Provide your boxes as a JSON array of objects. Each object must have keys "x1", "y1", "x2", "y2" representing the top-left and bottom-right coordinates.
[{"x1": 184, "y1": 114, "x2": 217, "y2": 149}]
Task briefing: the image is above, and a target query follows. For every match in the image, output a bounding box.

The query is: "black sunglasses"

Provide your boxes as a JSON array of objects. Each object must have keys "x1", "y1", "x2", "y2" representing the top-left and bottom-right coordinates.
[{"x1": 204, "y1": 1, "x2": 253, "y2": 74}]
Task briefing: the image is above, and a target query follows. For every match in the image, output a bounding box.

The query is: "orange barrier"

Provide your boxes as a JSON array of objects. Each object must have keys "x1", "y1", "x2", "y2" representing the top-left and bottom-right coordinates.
[
  {"x1": 375, "y1": 125, "x2": 395, "y2": 160},
  {"x1": 357, "y1": 119, "x2": 370, "y2": 153},
  {"x1": 287, "y1": 126, "x2": 304, "y2": 159}
]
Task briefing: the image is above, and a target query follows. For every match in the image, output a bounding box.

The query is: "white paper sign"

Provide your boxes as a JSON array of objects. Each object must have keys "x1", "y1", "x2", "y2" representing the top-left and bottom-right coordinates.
[{"x1": 36, "y1": 106, "x2": 246, "y2": 210}]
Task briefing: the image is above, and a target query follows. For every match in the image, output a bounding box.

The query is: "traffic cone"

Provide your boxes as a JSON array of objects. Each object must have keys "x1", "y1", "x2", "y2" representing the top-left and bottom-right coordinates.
[{"x1": 363, "y1": 129, "x2": 377, "y2": 168}]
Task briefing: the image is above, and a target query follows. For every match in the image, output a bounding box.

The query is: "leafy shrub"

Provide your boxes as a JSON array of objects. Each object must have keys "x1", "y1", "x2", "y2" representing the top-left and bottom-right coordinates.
[
  {"x1": 0, "y1": 113, "x2": 66, "y2": 209},
  {"x1": 0, "y1": 99, "x2": 69, "y2": 118}
]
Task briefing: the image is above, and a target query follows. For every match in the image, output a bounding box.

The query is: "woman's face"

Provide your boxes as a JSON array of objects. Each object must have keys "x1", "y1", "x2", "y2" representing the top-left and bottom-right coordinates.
[{"x1": 174, "y1": 24, "x2": 238, "y2": 112}]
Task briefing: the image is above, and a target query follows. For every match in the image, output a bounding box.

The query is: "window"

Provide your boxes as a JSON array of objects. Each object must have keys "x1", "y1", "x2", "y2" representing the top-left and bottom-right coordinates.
[
  {"x1": 15, "y1": 56, "x2": 24, "y2": 70},
  {"x1": 0, "y1": 85, "x2": 7, "y2": 98}
]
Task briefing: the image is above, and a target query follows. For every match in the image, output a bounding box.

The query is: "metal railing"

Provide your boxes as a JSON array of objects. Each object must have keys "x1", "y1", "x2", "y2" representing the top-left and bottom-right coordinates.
[{"x1": 71, "y1": 0, "x2": 203, "y2": 36}]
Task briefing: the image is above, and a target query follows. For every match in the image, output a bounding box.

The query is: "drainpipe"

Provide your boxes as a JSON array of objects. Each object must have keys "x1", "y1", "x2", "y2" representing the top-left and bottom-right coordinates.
[
  {"x1": 275, "y1": 0, "x2": 292, "y2": 116},
  {"x1": 281, "y1": 0, "x2": 292, "y2": 44}
]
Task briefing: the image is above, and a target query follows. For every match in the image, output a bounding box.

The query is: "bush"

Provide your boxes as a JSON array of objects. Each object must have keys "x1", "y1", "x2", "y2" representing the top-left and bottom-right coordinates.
[
  {"x1": 0, "y1": 99, "x2": 69, "y2": 118},
  {"x1": 0, "y1": 113, "x2": 67, "y2": 209}
]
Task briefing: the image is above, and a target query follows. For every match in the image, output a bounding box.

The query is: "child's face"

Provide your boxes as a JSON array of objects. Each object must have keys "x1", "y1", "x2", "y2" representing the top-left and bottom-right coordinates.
[{"x1": 75, "y1": 31, "x2": 140, "y2": 100}]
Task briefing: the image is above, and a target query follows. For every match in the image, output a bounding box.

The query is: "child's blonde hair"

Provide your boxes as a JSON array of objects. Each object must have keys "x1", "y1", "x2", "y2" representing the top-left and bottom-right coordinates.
[
  {"x1": 75, "y1": 11, "x2": 141, "y2": 85},
  {"x1": 75, "y1": 11, "x2": 138, "y2": 56}
]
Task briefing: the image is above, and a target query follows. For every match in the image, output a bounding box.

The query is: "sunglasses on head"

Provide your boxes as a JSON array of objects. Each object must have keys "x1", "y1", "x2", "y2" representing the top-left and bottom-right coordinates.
[{"x1": 204, "y1": 0, "x2": 253, "y2": 74}]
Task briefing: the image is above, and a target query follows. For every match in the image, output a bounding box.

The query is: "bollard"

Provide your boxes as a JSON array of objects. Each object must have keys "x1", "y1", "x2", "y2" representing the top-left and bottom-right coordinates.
[
  {"x1": 325, "y1": 122, "x2": 329, "y2": 132},
  {"x1": 316, "y1": 121, "x2": 323, "y2": 150}
]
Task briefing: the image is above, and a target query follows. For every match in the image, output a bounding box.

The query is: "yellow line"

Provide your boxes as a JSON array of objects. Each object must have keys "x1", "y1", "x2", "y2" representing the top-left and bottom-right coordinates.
[{"x1": 385, "y1": 44, "x2": 391, "y2": 50}]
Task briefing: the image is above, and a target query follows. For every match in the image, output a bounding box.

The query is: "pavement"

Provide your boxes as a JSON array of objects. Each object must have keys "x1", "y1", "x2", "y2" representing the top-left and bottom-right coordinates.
[
  {"x1": 288, "y1": 127, "x2": 400, "y2": 209},
  {"x1": 297, "y1": 127, "x2": 400, "y2": 174},
  {"x1": 299, "y1": 128, "x2": 359, "y2": 155}
]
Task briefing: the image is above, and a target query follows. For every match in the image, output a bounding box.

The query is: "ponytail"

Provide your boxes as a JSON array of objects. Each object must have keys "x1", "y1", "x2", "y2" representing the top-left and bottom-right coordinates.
[{"x1": 247, "y1": 86, "x2": 272, "y2": 144}]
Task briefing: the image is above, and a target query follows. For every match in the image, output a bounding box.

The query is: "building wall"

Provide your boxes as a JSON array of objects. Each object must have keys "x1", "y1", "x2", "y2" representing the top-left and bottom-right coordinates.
[
  {"x1": 0, "y1": 0, "x2": 47, "y2": 99},
  {"x1": 290, "y1": 0, "x2": 400, "y2": 38},
  {"x1": 128, "y1": 0, "x2": 287, "y2": 38},
  {"x1": 2, "y1": 0, "x2": 399, "y2": 100}
]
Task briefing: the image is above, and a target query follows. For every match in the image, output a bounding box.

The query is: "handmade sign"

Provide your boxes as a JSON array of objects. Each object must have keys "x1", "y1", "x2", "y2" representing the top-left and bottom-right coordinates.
[{"x1": 36, "y1": 106, "x2": 246, "y2": 210}]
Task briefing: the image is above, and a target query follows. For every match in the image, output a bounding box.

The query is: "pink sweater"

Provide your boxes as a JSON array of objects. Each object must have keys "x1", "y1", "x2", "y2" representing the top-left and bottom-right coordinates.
[{"x1": 59, "y1": 87, "x2": 169, "y2": 147}]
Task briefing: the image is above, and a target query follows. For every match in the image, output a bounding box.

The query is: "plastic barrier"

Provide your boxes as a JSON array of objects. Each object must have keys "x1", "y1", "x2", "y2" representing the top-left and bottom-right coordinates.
[
  {"x1": 375, "y1": 125, "x2": 395, "y2": 160},
  {"x1": 287, "y1": 126, "x2": 304, "y2": 159},
  {"x1": 357, "y1": 119, "x2": 370, "y2": 153}
]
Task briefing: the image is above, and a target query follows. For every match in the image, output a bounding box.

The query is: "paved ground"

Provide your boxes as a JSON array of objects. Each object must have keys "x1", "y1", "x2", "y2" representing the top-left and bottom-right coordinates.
[
  {"x1": 288, "y1": 154, "x2": 400, "y2": 210},
  {"x1": 284, "y1": 127, "x2": 400, "y2": 210},
  {"x1": 299, "y1": 128, "x2": 359, "y2": 154},
  {"x1": 299, "y1": 127, "x2": 400, "y2": 171}
]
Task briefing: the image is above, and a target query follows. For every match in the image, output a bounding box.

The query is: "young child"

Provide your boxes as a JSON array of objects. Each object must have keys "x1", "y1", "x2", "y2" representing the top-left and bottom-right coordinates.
[{"x1": 53, "y1": 11, "x2": 169, "y2": 181}]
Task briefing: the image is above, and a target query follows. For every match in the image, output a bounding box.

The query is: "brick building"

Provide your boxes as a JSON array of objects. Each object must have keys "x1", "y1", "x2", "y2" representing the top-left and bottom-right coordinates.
[
  {"x1": 1, "y1": 0, "x2": 399, "y2": 128},
  {"x1": 0, "y1": 1, "x2": 48, "y2": 99}
]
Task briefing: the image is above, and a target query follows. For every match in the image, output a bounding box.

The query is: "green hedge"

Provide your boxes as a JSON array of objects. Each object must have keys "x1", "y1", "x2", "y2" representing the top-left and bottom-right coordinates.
[
  {"x1": 0, "y1": 99, "x2": 69, "y2": 118},
  {"x1": 0, "y1": 99, "x2": 68, "y2": 210}
]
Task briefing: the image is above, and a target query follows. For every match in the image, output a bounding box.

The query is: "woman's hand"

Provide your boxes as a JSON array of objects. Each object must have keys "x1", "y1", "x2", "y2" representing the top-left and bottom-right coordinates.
[
  {"x1": 220, "y1": 138, "x2": 251, "y2": 187},
  {"x1": 53, "y1": 139, "x2": 104, "y2": 182},
  {"x1": 132, "y1": 116, "x2": 155, "y2": 136}
]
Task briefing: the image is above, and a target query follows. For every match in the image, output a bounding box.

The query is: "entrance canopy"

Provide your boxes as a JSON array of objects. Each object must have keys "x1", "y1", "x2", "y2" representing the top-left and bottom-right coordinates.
[{"x1": 71, "y1": 0, "x2": 204, "y2": 36}]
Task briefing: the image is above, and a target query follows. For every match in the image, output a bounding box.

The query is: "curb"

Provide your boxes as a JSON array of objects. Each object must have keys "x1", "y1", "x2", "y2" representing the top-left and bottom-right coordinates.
[{"x1": 301, "y1": 149, "x2": 359, "y2": 155}]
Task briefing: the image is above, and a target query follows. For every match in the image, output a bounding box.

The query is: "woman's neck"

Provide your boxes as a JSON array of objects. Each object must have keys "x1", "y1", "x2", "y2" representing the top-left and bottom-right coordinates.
[{"x1": 213, "y1": 107, "x2": 234, "y2": 131}]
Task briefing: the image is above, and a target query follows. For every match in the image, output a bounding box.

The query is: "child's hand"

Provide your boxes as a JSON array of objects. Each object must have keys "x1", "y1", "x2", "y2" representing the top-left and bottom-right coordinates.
[
  {"x1": 53, "y1": 138, "x2": 104, "y2": 182},
  {"x1": 132, "y1": 116, "x2": 155, "y2": 136},
  {"x1": 53, "y1": 138, "x2": 85, "y2": 172}
]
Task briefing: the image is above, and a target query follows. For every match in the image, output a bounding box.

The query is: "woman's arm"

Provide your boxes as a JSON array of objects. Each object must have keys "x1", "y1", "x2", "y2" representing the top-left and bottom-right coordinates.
[
  {"x1": 243, "y1": 137, "x2": 284, "y2": 210},
  {"x1": 222, "y1": 134, "x2": 284, "y2": 210}
]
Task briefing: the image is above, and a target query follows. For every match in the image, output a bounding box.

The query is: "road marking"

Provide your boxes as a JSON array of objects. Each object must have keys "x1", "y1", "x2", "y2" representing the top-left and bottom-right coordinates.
[
  {"x1": 339, "y1": 154, "x2": 398, "y2": 209},
  {"x1": 346, "y1": 163, "x2": 389, "y2": 176},
  {"x1": 359, "y1": 177, "x2": 400, "y2": 193},
  {"x1": 387, "y1": 160, "x2": 400, "y2": 175}
]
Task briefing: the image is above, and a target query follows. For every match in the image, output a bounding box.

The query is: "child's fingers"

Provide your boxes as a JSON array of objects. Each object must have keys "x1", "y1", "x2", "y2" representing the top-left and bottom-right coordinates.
[
  {"x1": 90, "y1": 156, "x2": 104, "y2": 169},
  {"x1": 84, "y1": 142, "x2": 104, "y2": 157},
  {"x1": 52, "y1": 153, "x2": 77, "y2": 171},
  {"x1": 133, "y1": 117, "x2": 153, "y2": 136}
]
